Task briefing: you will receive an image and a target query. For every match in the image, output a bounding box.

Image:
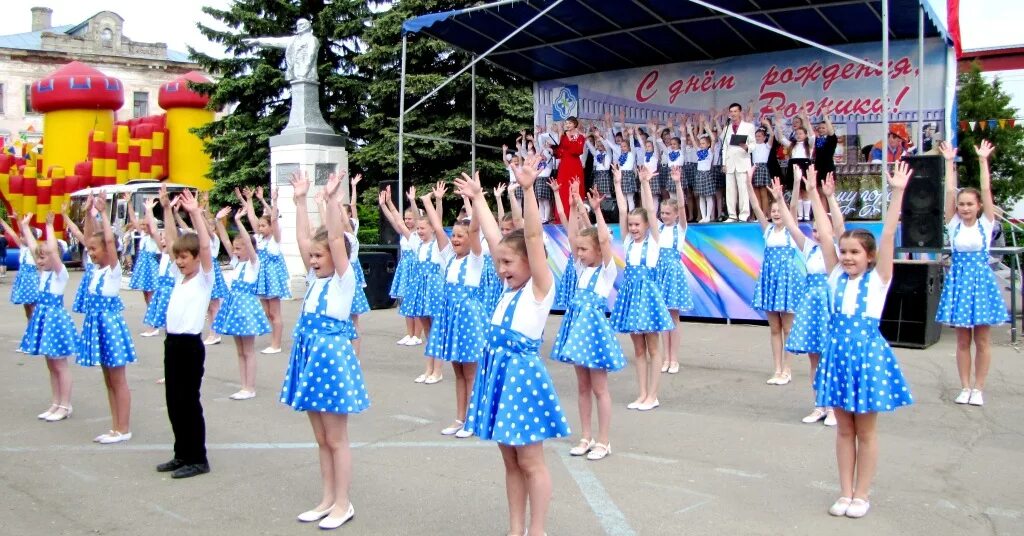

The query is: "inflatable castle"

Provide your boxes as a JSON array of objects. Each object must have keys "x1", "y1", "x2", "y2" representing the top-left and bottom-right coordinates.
[{"x1": 0, "y1": 61, "x2": 214, "y2": 237}]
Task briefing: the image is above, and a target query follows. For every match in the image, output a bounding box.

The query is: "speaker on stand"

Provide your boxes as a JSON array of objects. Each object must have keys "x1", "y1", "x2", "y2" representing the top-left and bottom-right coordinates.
[
  {"x1": 899, "y1": 155, "x2": 945, "y2": 249},
  {"x1": 880, "y1": 262, "x2": 944, "y2": 348}
]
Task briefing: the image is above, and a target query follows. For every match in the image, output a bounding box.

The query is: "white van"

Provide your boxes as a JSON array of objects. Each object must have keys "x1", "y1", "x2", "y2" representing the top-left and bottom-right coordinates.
[{"x1": 66, "y1": 179, "x2": 198, "y2": 267}]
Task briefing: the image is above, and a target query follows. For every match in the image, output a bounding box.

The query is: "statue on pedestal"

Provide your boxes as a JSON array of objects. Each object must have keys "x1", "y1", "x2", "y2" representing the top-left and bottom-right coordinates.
[{"x1": 244, "y1": 18, "x2": 319, "y2": 83}]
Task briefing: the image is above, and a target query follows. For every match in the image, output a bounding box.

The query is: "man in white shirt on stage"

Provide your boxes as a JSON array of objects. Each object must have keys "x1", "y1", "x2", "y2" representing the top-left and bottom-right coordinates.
[{"x1": 721, "y1": 103, "x2": 756, "y2": 222}]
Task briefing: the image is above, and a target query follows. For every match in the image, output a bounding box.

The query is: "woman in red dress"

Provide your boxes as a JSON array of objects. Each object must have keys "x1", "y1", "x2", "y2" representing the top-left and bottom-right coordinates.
[{"x1": 554, "y1": 117, "x2": 586, "y2": 224}]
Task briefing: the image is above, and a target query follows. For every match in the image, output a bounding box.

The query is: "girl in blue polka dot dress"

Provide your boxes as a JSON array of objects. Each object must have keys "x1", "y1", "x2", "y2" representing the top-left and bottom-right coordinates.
[
  {"x1": 243, "y1": 186, "x2": 290, "y2": 355},
  {"x1": 550, "y1": 178, "x2": 580, "y2": 311},
  {"x1": 140, "y1": 197, "x2": 178, "y2": 338},
  {"x1": 457, "y1": 155, "x2": 569, "y2": 536},
  {"x1": 420, "y1": 179, "x2": 488, "y2": 438},
  {"x1": 211, "y1": 202, "x2": 272, "y2": 400},
  {"x1": 936, "y1": 140, "x2": 1008, "y2": 407},
  {"x1": 378, "y1": 186, "x2": 426, "y2": 345},
  {"x1": 656, "y1": 167, "x2": 694, "y2": 375},
  {"x1": 1, "y1": 213, "x2": 41, "y2": 322},
  {"x1": 77, "y1": 192, "x2": 139, "y2": 445},
  {"x1": 398, "y1": 190, "x2": 446, "y2": 384},
  {"x1": 279, "y1": 172, "x2": 366, "y2": 530},
  {"x1": 19, "y1": 212, "x2": 77, "y2": 423},
  {"x1": 612, "y1": 165, "x2": 674, "y2": 411},
  {"x1": 61, "y1": 205, "x2": 94, "y2": 316},
  {"x1": 552, "y1": 185, "x2": 627, "y2": 461},
  {"x1": 126, "y1": 201, "x2": 161, "y2": 307},
  {"x1": 764, "y1": 168, "x2": 845, "y2": 427},
  {"x1": 749, "y1": 165, "x2": 806, "y2": 386},
  {"x1": 812, "y1": 161, "x2": 915, "y2": 519}
]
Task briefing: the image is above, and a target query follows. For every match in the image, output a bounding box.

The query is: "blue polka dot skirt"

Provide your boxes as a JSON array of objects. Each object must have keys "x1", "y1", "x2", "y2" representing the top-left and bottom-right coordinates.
[
  {"x1": 255, "y1": 249, "x2": 292, "y2": 299},
  {"x1": 10, "y1": 264, "x2": 40, "y2": 305},
  {"x1": 211, "y1": 261, "x2": 230, "y2": 300},
  {"x1": 350, "y1": 260, "x2": 370, "y2": 315},
  {"x1": 785, "y1": 273, "x2": 832, "y2": 355},
  {"x1": 476, "y1": 254, "x2": 504, "y2": 314},
  {"x1": 143, "y1": 274, "x2": 175, "y2": 329},
  {"x1": 813, "y1": 274, "x2": 913, "y2": 414},
  {"x1": 425, "y1": 283, "x2": 487, "y2": 363},
  {"x1": 71, "y1": 263, "x2": 94, "y2": 314},
  {"x1": 389, "y1": 251, "x2": 415, "y2": 299},
  {"x1": 466, "y1": 325, "x2": 571, "y2": 446},
  {"x1": 655, "y1": 248, "x2": 694, "y2": 311},
  {"x1": 611, "y1": 266, "x2": 674, "y2": 333},
  {"x1": 936, "y1": 250, "x2": 1009, "y2": 327},
  {"x1": 20, "y1": 293, "x2": 79, "y2": 358},
  {"x1": 212, "y1": 280, "x2": 272, "y2": 336},
  {"x1": 553, "y1": 254, "x2": 578, "y2": 311},
  {"x1": 76, "y1": 295, "x2": 138, "y2": 368},
  {"x1": 280, "y1": 312, "x2": 369, "y2": 414},
  {"x1": 399, "y1": 259, "x2": 441, "y2": 318},
  {"x1": 752, "y1": 246, "x2": 805, "y2": 312},
  {"x1": 551, "y1": 288, "x2": 627, "y2": 371},
  {"x1": 129, "y1": 251, "x2": 160, "y2": 291}
]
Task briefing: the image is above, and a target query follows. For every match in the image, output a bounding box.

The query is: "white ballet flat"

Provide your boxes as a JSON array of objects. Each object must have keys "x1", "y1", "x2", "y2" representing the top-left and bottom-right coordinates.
[
  {"x1": 396, "y1": 335, "x2": 411, "y2": 345},
  {"x1": 99, "y1": 431, "x2": 132, "y2": 444},
  {"x1": 586, "y1": 443, "x2": 611, "y2": 461},
  {"x1": 37, "y1": 405, "x2": 58, "y2": 420},
  {"x1": 297, "y1": 504, "x2": 334, "y2": 523},
  {"x1": 454, "y1": 428, "x2": 474, "y2": 439},
  {"x1": 45, "y1": 405, "x2": 72, "y2": 422},
  {"x1": 260, "y1": 347, "x2": 282, "y2": 355},
  {"x1": 318, "y1": 503, "x2": 354, "y2": 530},
  {"x1": 441, "y1": 420, "x2": 464, "y2": 436},
  {"x1": 569, "y1": 438, "x2": 594, "y2": 456}
]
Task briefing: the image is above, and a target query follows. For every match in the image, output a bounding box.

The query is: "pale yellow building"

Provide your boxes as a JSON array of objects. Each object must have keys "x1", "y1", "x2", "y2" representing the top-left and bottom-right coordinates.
[{"x1": 0, "y1": 7, "x2": 206, "y2": 147}]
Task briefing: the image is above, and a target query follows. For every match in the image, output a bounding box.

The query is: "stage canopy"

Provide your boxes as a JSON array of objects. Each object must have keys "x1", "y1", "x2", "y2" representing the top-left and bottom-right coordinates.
[{"x1": 403, "y1": 0, "x2": 950, "y2": 81}]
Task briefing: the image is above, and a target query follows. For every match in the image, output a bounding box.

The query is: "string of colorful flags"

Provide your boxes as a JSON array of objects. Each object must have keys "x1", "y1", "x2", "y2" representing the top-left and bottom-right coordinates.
[{"x1": 958, "y1": 119, "x2": 1020, "y2": 131}]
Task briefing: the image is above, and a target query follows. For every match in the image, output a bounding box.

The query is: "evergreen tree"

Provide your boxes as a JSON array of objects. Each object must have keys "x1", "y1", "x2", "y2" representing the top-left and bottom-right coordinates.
[
  {"x1": 353, "y1": 0, "x2": 533, "y2": 195},
  {"x1": 956, "y1": 64, "x2": 1024, "y2": 206},
  {"x1": 188, "y1": 0, "x2": 370, "y2": 207}
]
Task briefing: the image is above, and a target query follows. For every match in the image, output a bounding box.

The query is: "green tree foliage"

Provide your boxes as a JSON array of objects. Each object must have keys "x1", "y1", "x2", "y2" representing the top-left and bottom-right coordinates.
[
  {"x1": 353, "y1": 0, "x2": 533, "y2": 196},
  {"x1": 188, "y1": 0, "x2": 369, "y2": 207},
  {"x1": 955, "y1": 64, "x2": 1024, "y2": 206}
]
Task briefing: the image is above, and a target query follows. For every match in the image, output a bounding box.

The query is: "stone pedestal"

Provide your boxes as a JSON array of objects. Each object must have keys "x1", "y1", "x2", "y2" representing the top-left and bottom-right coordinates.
[{"x1": 266, "y1": 82, "x2": 349, "y2": 297}]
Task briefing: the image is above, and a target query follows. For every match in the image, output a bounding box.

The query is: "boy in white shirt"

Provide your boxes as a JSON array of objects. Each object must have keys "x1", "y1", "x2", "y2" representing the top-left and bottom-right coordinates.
[{"x1": 157, "y1": 189, "x2": 215, "y2": 479}]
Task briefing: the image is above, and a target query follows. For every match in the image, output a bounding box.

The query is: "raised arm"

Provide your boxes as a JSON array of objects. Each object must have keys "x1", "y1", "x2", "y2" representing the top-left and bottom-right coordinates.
[
  {"x1": 0, "y1": 215, "x2": 23, "y2": 248},
  {"x1": 587, "y1": 187, "x2": 614, "y2": 265},
  {"x1": 420, "y1": 181, "x2": 450, "y2": 251},
  {"x1": 322, "y1": 173, "x2": 351, "y2": 277},
  {"x1": 238, "y1": 187, "x2": 259, "y2": 233},
  {"x1": 612, "y1": 164, "x2": 628, "y2": 231},
  {"x1": 233, "y1": 207, "x2": 258, "y2": 265},
  {"x1": 493, "y1": 183, "x2": 507, "y2": 222},
  {"x1": 179, "y1": 190, "x2": 212, "y2": 272},
  {"x1": 378, "y1": 187, "x2": 409, "y2": 240},
  {"x1": 61, "y1": 203, "x2": 85, "y2": 244},
  {"x1": 670, "y1": 167, "x2": 688, "y2": 231},
  {"x1": 45, "y1": 212, "x2": 64, "y2": 271},
  {"x1": 161, "y1": 187, "x2": 180, "y2": 250},
  {"x1": 515, "y1": 154, "x2": 553, "y2": 298},
  {"x1": 549, "y1": 178, "x2": 570, "y2": 235},
  {"x1": 638, "y1": 167, "x2": 660, "y2": 243},
  {"x1": 19, "y1": 213, "x2": 39, "y2": 254},
  {"x1": 805, "y1": 173, "x2": 838, "y2": 272},
  {"x1": 213, "y1": 207, "x2": 233, "y2": 257},
  {"x1": 747, "y1": 167, "x2": 770, "y2": 230},
  {"x1": 454, "y1": 172, "x2": 501, "y2": 258},
  {"x1": 940, "y1": 140, "x2": 958, "y2": 223},
  {"x1": 93, "y1": 194, "x2": 118, "y2": 268},
  {"x1": 508, "y1": 183, "x2": 524, "y2": 227},
  {"x1": 460, "y1": 186, "x2": 482, "y2": 256},
  {"x1": 820, "y1": 172, "x2": 846, "y2": 236},
  {"x1": 876, "y1": 161, "x2": 913, "y2": 283},
  {"x1": 291, "y1": 171, "x2": 313, "y2": 269},
  {"x1": 768, "y1": 178, "x2": 805, "y2": 250},
  {"x1": 975, "y1": 140, "x2": 997, "y2": 222},
  {"x1": 349, "y1": 173, "x2": 362, "y2": 222},
  {"x1": 790, "y1": 164, "x2": 804, "y2": 216}
]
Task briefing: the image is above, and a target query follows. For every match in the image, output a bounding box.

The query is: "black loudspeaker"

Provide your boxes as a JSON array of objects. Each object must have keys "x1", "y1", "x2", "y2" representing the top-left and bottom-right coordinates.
[
  {"x1": 900, "y1": 155, "x2": 945, "y2": 249},
  {"x1": 879, "y1": 261, "x2": 943, "y2": 348},
  {"x1": 359, "y1": 250, "x2": 397, "y2": 310},
  {"x1": 379, "y1": 180, "x2": 400, "y2": 245}
]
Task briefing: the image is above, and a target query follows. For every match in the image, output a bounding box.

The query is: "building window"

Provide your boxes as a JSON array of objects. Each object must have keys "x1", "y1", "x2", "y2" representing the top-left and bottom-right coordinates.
[
  {"x1": 101, "y1": 28, "x2": 113, "y2": 47},
  {"x1": 133, "y1": 91, "x2": 148, "y2": 118},
  {"x1": 24, "y1": 84, "x2": 34, "y2": 114},
  {"x1": 0, "y1": 84, "x2": 5, "y2": 115}
]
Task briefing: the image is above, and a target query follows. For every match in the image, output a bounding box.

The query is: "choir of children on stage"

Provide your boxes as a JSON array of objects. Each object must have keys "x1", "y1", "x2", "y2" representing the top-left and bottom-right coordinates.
[{"x1": 3, "y1": 126, "x2": 1010, "y2": 530}]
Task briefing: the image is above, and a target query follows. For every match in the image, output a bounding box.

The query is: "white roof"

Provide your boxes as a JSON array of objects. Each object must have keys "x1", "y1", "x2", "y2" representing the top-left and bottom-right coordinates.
[{"x1": 68, "y1": 181, "x2": 196, "y2": 197}]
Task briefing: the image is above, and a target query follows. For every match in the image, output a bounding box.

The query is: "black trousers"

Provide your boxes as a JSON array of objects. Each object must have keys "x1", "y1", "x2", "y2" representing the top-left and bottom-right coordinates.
[{"x1": 164, "y1": 334, "x2": 208, "y2": 465}]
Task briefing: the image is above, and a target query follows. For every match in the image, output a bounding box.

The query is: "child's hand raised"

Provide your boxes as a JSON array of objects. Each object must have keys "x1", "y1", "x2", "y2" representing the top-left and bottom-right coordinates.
[
  {"x1": 290, "y1": 170, "x2": 309, "y2": 199},
  {"x1": 768, "y1": 178, "x2": 784, "y2": 200},
  {"x1": 586, "y1": 187, "x2": 605, "y2": 212},
  {"x1": 515, "y1": 155, "x2": 542, "y2": 189},
  {"x1": 887, "y1": 161, "x2": 913, "y2": 191},
  {"x1": 975, "y1": 139, "x2": 995, "y2": 159},
  {"x1": 216, "y1": 206, "x2": 232, "y2": 220},
  {"x1": 938, "y1": 140, "x2": 957, "y2": 161},
  {"x1": 822, "y1": 173, "x2": 836, "y2": 196},
  {"x1": 454, "y1": 172, "x2": 483, "y2": 199}
]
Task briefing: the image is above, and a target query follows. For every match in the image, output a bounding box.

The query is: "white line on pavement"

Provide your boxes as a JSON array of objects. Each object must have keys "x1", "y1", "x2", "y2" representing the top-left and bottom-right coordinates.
[{"x1": 558, "y1": 450, "x2": 637, "y2": 536}]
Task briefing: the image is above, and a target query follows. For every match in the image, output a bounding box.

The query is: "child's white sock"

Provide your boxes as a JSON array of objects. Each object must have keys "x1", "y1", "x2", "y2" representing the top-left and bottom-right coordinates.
[{"x1": 801, "y1": 200, "x2": 812, "y2": 220}]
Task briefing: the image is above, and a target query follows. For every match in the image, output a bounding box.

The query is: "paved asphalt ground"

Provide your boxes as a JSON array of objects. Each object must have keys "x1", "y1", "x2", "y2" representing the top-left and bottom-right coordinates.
[{"x1": 1, "y1": 270, "x2": 1022, "y2": 536}]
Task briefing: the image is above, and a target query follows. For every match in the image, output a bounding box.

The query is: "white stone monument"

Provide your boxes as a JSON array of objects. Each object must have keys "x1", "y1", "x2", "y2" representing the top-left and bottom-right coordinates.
[{"x1": 247, "y1": 19, "x2": 348, "y2": 296}]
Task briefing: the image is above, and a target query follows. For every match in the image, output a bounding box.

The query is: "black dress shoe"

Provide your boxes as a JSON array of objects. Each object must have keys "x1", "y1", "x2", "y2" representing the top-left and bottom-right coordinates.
[
  {"x1": 156, "y1": 458, "x2": 186, "y2": 472},
  {"x1": 171, "y1": 463, "x2": 210, "y2": 479}
]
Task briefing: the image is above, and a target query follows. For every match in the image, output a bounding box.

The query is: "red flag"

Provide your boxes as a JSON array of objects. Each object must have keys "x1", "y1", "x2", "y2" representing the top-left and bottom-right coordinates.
[{"x1": 948, "y1": 0, "x2": 963, "y2": 59}]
